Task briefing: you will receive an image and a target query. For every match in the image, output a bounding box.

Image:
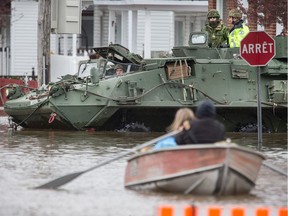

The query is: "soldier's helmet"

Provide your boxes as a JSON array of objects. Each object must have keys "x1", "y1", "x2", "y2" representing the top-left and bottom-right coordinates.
[
  {"x1": 228, "y1": 9, "x2": 242, "y2": 18},
  {"x1": 207, "y1": 9, "x2": 220, "y2": 18},
  {"x1": 115, "y1": 64, "x2": 123, "y2": 70}
]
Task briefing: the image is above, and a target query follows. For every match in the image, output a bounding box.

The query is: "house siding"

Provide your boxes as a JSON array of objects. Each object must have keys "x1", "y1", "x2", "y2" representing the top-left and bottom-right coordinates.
[
  {"x1": 137, "y1": 11, "x2": 174, "y2": 57},
  {"x1": 102, "y1": 10, "x2": 109, "y2": 45},
  {"x1": 10, "y1": 1, "x2": 38, "y2": 76},
  {"x1": 151, "y1": 11, "x2": 174, "y2": 51},
  {"x1": 120, "y1": 11, "x2": 128, "y2": 47},
  {"x1": 93, "y1": 7, "x2": 102, "y2": 47}
]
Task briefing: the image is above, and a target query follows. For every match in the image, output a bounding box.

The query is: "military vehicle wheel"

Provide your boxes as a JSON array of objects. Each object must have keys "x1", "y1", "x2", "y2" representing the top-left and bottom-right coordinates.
[
  {"x1": 116, "y1": 122, "x2": 150, "y2": 132},
  {"x1": 238, "y1": 123, "x2": 271, "y2": 133}
]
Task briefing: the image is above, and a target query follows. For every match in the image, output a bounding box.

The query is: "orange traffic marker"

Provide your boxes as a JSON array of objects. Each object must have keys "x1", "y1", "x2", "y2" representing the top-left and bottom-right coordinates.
[
  {"x1": 279, "y1": 208, "x2": 288, "y2": 216},
  {"x1": 158, "y1": 205, "x2": 174, "y2": 216},
  {"x1": 231, "y1": 207, "x2": 245, "y2": 216},
  {"x1": 156, "y1": 205, "x2": 287, "y2": 216},
  {"x1": 256, "y1": 208, "x2": 269, "y2": 216},
  {"x1": 183, "y1": 205, "x2": 197, "y2": 216},
  {"x1": 208, "y1": 207, "x2": 221, "y2": 216}
]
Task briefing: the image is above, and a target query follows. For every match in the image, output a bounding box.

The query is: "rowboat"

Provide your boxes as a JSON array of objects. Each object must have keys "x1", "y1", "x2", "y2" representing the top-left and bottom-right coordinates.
[{"x1": 124, "y1": 143, "x2": 265, "y2": 195}]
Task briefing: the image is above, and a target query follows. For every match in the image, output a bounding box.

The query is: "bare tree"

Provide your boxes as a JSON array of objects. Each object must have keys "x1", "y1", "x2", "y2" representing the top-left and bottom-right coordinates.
[{"x1": 237, "y1": 0, "x2": 287, "y2": 36}]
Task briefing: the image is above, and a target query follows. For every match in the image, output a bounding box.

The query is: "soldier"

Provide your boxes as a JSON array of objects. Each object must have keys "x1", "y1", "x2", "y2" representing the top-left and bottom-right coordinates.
[
  {"x1": 115, "y1": 64, "x2": 124, "y2": 76},
  {"x1": 228, "y1": 9, "x2": 250, "y2": 48},
  {"x1": 203, "y1": 9, "x2": 230, "y2": 48}
]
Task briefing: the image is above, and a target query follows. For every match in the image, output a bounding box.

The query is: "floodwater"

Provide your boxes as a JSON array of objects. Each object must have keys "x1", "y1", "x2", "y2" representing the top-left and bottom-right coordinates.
[{"x1": 0, "y1": 115, "x2": 287, "y2": 216}]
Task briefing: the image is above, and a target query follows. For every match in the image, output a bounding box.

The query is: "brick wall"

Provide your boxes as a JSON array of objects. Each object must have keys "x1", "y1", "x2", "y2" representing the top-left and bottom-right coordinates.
[
  {"x1": 208, "y1": 0, "x2": 216, "y2": 11},
  {"x1": 247, "y1": 1, "x2": 257, "y2": 31},
  {"x1": 264, "y1": 22, "x2": 277, "y2": 37}
]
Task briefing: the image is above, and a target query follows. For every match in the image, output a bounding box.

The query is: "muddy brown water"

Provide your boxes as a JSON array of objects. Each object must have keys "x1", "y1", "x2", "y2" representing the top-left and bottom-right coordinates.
[{"x1": 0, "y1": 116, "x2": 287, "y2": 216}]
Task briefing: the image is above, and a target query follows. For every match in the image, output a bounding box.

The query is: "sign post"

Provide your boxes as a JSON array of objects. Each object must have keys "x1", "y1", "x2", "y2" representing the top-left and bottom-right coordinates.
[{"x1": 240, "y1": 31, "x2": 275, "y2": 151}]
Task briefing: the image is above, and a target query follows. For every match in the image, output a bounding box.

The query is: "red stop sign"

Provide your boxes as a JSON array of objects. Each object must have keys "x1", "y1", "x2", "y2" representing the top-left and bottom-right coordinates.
[{"x1": 240, "y1": 31, "x2": 275, "y2": 66}]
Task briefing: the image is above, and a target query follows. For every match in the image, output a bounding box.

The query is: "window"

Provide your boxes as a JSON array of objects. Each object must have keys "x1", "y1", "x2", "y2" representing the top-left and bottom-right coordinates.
[{"x1": 175, "y1": 18, "x2": 184, "y2": 46}]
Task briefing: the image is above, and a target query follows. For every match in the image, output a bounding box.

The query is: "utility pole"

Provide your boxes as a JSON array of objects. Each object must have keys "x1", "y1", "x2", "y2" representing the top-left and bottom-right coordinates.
[{"x1": 37, "y1": 0, "x2": 51, "y2": 86}]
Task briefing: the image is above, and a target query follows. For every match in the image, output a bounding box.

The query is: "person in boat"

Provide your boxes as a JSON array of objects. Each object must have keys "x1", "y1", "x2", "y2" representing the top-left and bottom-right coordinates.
[
  {"x1": 202, "y1": 9, "x2": 229, "y2": 48},
  {"x1": 153, "y1": 108, "x2": 195, "y2": 150},
  {"x1": 115, "y1": 64, "x2": 124, "y2": 76},
  {"x1": 175, "y1": 100, "x2": 225, "y2": 144},
  {"x1": 228, "y1": 8, "x2": 249, "y2": 48}
]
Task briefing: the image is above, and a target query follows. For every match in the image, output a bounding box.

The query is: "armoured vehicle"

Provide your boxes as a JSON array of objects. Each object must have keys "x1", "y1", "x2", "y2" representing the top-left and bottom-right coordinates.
[{"x1": 3, "y1": 32, "x2": 287, "y2": 132}]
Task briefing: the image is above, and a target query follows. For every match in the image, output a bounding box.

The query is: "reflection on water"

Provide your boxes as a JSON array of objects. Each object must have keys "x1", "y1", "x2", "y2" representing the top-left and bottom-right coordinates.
[{"x1": 0, "y1": 116, "x2": 287, "y2": 216}]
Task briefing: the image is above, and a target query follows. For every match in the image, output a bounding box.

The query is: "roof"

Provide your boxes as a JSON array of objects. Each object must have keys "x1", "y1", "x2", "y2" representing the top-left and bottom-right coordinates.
[{"x1": 93, "y1": 0, "x2": 208, "y2": 12}]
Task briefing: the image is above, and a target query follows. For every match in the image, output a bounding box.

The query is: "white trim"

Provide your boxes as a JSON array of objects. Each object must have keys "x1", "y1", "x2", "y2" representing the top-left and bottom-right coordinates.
[
  {"x1": 94, "y1": 1, "x2": 207, "y2": 12},
  {"x1": 131, "y1": 11, "x2": 137, "y2": 53},
  {"x1": 144, "y1": 10, "x2": 151, "y2": 58},
  {"x1": 108, "y1": 10, "x2": 116, "y2": 44},
  {"x1": 121, "y1": 11, "x2": 128, "y2": 46},
  {"x1": 128, "y1": 10, "x2": 133, "y2": 51},
  {"x1": 216, "y1": 0, "x2": 223, "y2": 18}
]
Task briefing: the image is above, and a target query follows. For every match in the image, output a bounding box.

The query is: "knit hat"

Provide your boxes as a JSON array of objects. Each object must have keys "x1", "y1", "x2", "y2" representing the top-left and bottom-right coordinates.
[{"x1": 196, "y1": 100, "x2": 216, "y2": 118}]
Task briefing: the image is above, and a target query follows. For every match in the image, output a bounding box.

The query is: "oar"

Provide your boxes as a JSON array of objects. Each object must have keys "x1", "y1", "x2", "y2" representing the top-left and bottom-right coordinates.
[
  {"x1": 262, "y1": 161, "x2": 288, "y2": 177},
  {"x1": 35, "y1": 130, "x2": 180, "y2": 189}
]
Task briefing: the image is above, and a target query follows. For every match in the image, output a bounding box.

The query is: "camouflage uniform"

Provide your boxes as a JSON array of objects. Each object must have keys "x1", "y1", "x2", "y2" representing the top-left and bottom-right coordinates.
[
  {"x1": 202, "y1": 9, "x2": 230, "y2": 48},
  {"x1": 204, "y1": 22, "x2": 230, "y2": 48}
]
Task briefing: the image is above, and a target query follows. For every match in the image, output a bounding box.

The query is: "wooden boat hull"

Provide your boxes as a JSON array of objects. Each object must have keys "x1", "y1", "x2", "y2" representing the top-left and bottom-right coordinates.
[{"x1": 124, "y1": 144, "x2": 265, "y2": 195}]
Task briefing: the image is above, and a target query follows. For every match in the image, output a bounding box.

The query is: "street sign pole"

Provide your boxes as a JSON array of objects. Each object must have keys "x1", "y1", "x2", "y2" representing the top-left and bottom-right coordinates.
[
  {"x1": 256, "y1": 67, "x2": 263, "y2": 151},
  {"x1": 240, "y1": 31, "x2": 275, "y2": 151}
]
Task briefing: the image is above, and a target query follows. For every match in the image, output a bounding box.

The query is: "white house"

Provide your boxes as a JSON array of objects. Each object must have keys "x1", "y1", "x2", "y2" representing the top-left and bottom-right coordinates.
[
  {"x1": 91, "y1": 0, "x2": 208, "y2": 57},
  {"x1": 0, "y1": 0, "x2": 208, "y2": 82}
]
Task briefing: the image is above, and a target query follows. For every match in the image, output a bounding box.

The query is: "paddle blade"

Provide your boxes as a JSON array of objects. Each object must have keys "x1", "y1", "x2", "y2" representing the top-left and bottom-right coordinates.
[
  {"x1": 35, "y1": 131, "x2": 180, "y2": 190},
  {"x1": 35, "y1": 171, "x2": 84, "y2": 189}
]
